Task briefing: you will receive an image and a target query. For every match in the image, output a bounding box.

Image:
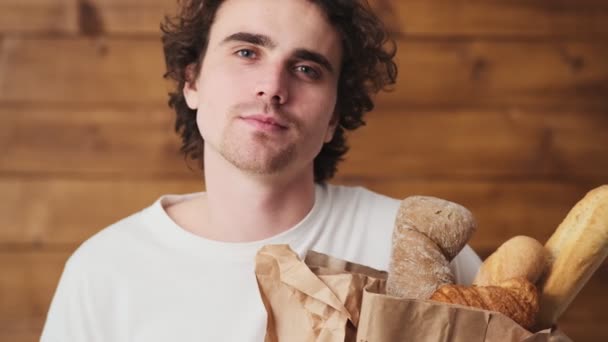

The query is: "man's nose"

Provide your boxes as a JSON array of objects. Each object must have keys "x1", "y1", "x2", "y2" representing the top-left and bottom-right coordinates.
[{"x1": 255, "y1": 64, "x2": 289, "y2": 105}]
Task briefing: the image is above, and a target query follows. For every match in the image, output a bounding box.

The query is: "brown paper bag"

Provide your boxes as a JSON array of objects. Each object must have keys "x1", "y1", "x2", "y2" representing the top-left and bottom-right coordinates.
[{"x1": 255, "y1": 244, "x2": 572, "y2": 342}]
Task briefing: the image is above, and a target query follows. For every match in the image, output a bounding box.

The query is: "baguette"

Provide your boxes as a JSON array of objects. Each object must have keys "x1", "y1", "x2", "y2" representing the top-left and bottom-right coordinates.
[{"x1": 537, "y1": 185, "x2": 608, "y2": 328}]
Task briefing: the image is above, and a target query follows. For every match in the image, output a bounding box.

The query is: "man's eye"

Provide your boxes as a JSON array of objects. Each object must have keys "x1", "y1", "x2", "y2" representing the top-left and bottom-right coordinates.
[
  {"x1": 294, "y1": 65, "x2": 320, "y2": 80},
  {"x1": 236, "y1": 49, "x2": 256, "y2": 58}
]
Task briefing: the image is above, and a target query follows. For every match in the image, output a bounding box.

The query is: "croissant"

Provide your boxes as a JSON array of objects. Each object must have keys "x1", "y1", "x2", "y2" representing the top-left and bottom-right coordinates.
[{"x1": 430, "y1": 277, "x2": 539, "y2": 330}]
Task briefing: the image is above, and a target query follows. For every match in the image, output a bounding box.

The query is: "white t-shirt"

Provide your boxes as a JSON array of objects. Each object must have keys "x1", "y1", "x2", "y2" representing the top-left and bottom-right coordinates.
[{"x1": 41, "y1": 184, "x2": 482, "y2": 342}]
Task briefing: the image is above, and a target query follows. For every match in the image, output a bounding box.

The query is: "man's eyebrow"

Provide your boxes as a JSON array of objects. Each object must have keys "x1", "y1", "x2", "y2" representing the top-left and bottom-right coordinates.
[
  {"x1": 221, "y1": 32, "x2": 335, "y2": 74},
  {"x1": 221, "y1": 32, "x2": 276, "y2": 49},
  {"x1": 293, "y1": 49, "x2": 334, "y2": 74}
]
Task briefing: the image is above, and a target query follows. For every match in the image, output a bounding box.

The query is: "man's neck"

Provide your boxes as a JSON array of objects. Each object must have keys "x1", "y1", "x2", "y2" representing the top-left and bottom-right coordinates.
[{"x1": 181, "y1": 151, "x2": 316, "y2": 243}]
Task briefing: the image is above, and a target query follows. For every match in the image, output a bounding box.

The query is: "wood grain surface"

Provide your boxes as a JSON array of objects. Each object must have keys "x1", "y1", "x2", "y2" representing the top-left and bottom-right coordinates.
[{"x1": 0, "y1": 0, "x2": 606, "y2": 341}]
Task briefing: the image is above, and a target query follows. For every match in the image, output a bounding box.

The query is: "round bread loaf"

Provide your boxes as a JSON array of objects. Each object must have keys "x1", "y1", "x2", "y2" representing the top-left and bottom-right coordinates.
[{"x1": 473, "y1": 235, "x2": 548, "y2": 286}]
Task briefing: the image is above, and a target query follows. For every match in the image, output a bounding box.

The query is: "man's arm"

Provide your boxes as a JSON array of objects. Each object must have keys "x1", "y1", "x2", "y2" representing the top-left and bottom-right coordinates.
[{"x1": 40, "y1": 256, "x2": 101, "y2": 342}]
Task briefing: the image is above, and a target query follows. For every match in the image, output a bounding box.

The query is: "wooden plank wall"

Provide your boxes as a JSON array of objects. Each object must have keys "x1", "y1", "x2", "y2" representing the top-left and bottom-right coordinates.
[{"x1": 1, "y1": 0, "x2": 607, "y2": 340}]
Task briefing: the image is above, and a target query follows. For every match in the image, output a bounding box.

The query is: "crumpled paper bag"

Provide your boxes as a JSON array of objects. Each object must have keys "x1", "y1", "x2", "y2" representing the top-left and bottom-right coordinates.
[{"x1": 255, "y1": 244, "x2": 572, "y2": 342}]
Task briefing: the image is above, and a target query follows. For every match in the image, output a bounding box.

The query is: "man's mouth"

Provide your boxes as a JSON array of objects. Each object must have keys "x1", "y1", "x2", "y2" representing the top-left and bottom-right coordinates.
[{"x1": 241, "y1": 114, "x2": 289, "y2": 130}]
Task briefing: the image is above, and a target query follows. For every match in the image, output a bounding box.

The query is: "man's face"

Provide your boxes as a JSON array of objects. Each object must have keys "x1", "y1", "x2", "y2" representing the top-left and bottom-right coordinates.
[{"x1": 184, "y1": 0, "x2": 342, "y2": 178}]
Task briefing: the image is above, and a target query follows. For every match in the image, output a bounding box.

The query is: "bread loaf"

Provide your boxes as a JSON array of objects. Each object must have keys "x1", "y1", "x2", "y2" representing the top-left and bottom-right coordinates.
[
  {"x1": 537, "y1": 185, "x2": 608, "y2": 328},
  {"x1": 431, "y1": 277, "x2": 539, "y2": 330},
  {"x1": 386, "y1": 228, "x2": 454, "y2": 299},
  {"x1": 387, "y1": 196, "x2": 476, "y2": 299},
  {"x1": 473, "y1": 235, "x2": 548, "y2": 286},
  {"x1": 394, "y1": 196, "x2": 477, "y2": 260}
]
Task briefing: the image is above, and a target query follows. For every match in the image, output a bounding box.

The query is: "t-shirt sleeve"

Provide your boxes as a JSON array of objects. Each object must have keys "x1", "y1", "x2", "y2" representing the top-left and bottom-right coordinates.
[
  {"x1": 40, "y1": 255, "x2": 100, "y2": 342},
  {"x1": 449, "y1": 244, "x2": 483, "y2": 285}
]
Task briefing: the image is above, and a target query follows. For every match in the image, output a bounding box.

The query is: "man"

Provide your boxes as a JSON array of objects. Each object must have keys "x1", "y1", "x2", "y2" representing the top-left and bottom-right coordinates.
[{"x1": 41, "y1": 0, "x2": 482, "y2": 341}]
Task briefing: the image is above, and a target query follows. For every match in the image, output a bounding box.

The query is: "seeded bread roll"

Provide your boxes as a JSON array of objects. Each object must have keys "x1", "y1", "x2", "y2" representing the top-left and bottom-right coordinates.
[
  {"x1": 537, "y1": 185, "x2": 608, "y2": 328},
  {"x1": 387, "y1": 196, "x2": 476, "y2": 299},
  {"x1": 473, "y1": 235, "x2": 549, "y2": 287}
]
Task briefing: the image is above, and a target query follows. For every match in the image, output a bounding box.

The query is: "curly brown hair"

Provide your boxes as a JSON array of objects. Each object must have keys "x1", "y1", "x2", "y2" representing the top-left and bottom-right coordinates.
[{"x1": 161, "y1": 0, "x2": 397, "y2": 183}]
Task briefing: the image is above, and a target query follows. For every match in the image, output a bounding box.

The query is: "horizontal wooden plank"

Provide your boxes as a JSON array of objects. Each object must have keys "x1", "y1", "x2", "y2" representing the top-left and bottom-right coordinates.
[
  {"x1": 379, "y1": 38, "x2": 608, "y2": 110},
  {"x1": 0, "y1": 177, "x2": 603, "y2": 251},
  {"x1": 1, "y1": 37, "x2": 606, "y2": 110},
  {"x1": 1, "y1": 250, "x2": 606, "y2": 341},
  {"x1": 343, "y1": 110, "x2": 608, "y2": 181},
  {"x1": 0, "y1": 251, "x2": 68, "y2": 337},
  {"x1": 0, "y1": 38, "x2": 167, "y2": 105},
  {"x1": 2, "y1": 0, "x2": 608, "y2": 37},
  {"x1": 0, "y1": 105, "x2": 190, "y2": 177},
  {"x1": 77, "y1": 0, "x2": 175, "y2": 36},
  {"x1": 2, "y1": 106, "x2": 607, "y2": 181},
  {"x1": 0, "y1": 0, "x2": 76, "y2": 34},
  {"x1": 378, "y1": 0, "x2": 608, "y2": 37},
  {"x1": 0, "y1": 178, "x2": 202, "y2": 246},
  {"x1": 0, "y1": 0, "x2": 173, "y2": 35},
  {"x1": 0, "y1": 332, "x2": 39, "y2": 342}
]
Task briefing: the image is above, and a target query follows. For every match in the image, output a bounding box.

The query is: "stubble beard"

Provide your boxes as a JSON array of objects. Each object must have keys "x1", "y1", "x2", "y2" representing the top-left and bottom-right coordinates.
[{"x1": 218, "y1": 119, "x2": 298, "y2": 175}]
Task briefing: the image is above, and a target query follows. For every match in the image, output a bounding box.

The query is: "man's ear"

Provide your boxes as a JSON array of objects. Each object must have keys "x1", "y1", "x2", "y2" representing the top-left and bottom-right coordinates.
[
  {"x1": 183, "y1": 63, "x2": 199, "y2": 110},
  {"x1": 324, "y1": 111, "x2": 340, "y2": 143}
]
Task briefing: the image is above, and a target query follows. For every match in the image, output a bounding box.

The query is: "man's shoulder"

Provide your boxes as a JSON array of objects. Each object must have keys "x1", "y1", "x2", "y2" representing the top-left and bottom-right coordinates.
[
  {"x1": 325, "y1": 183, "x2": 399, "y2": 203},
  {"x1": 65, "y1": 202, "x2": 158, "y2": 274},
  {"x1": 324, "y1": 183, "x2": 401, "y2": 212},
  {"x1": 309, "y1": 184, "x2": 401, "y2": 270}
]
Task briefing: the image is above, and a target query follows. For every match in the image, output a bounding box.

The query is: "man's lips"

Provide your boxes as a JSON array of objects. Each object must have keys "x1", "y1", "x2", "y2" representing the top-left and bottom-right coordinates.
[{"x1": 241, "y1": 114, "x2": 289, "y2": 130}]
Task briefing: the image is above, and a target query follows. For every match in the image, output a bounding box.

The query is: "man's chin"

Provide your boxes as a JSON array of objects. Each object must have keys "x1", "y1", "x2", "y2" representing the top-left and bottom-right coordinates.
[
  {"x1": 218, "y1": 135, "x2": 297, "y2": 175},
  {"x1": 221, "y1": 151, "x2": 295, "y2": 175}
]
